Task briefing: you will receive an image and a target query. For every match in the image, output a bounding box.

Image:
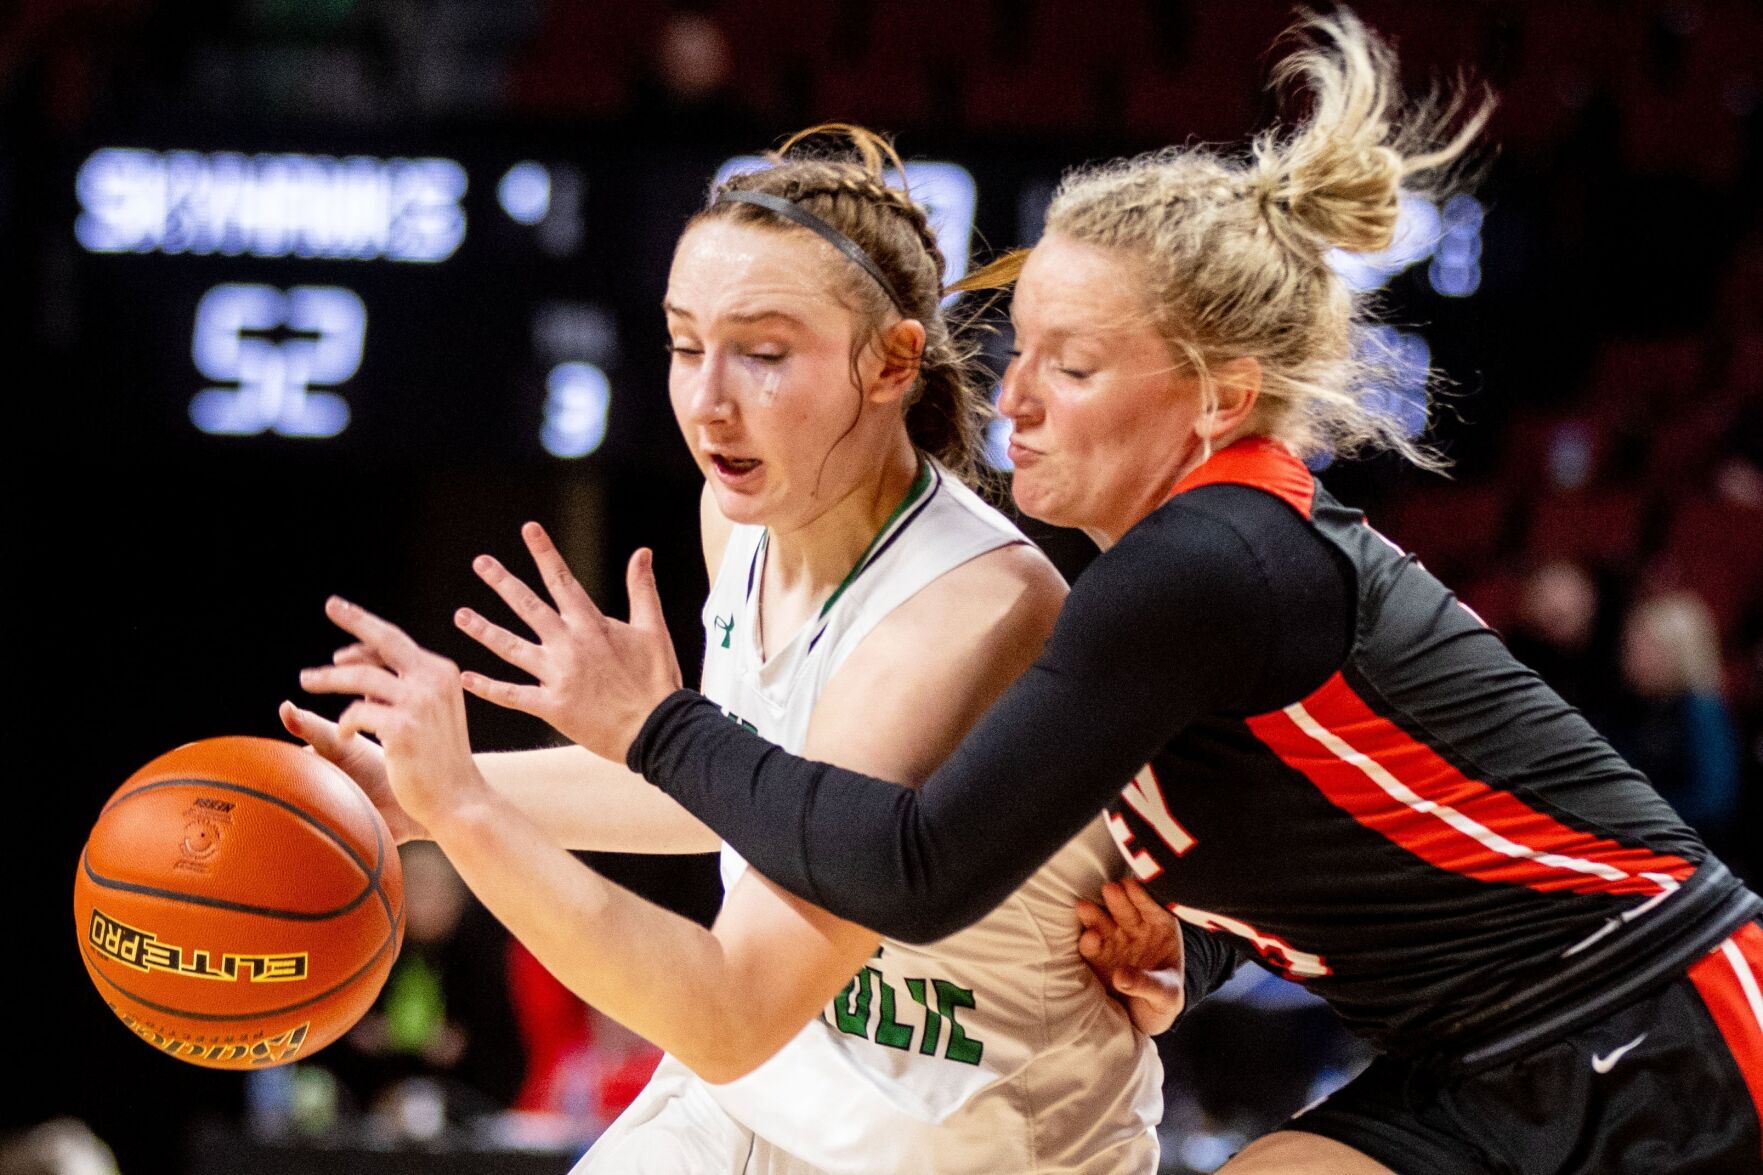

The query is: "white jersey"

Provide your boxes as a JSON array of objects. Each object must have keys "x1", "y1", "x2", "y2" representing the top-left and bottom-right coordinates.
[{"x1": 692, "y1": 461, "x2": 1163, "y2": 1174}]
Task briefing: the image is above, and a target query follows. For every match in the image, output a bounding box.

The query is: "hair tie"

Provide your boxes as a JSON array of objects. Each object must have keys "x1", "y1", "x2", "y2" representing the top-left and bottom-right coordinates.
[{"x1": 713, "y1": 189, "x2": 909, "y2": 316}]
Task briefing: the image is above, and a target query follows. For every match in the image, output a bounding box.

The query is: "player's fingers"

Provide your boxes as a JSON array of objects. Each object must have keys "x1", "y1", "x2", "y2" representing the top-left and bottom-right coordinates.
[
  {"x1": 279, "y1": 700, "x2": 346, "y2": 755},
  {"x1": 1115, "y1": 966, "x2": 1177, "y2": 995},
  {"x1": 300, "y1": 663, "x2": 405, "y2": 702},
  {"x1": 1115, "y1": 965, "x2": 1182, "y2": 998},
  {"x1": 1078, "y1": 927, "x2": 1103, "y2": 960},
  {"x1": 1122, "y1": 878, "x2": 1173, "y2": 935},
  {"x1": 1114, "y1": 966, "x2": 1184, "y2": 1020},
  {"x1": 337, "y1": 700, "x2": 395, "y2": 742},
  {"x1": 472, "y1": 554, "x2": 566, "y2": 641},
  {"x1": 333, "y1": 643, "x2": 383, "y2": 667},
  {"x1": 325, "y1": 597, "x2": 424, "y2": 672},
  {"x1": 1120, "y1": 876, "x2": 1160, "y2": 913},
  {"x1": 1100, "y1": 881, "x2": 1145, "y2": 931},
  {"x1": 626, "y1": 548, "x2": 666, "y2": 634},
  {"x1": 454, "y1": 607, "x2": 545, "y2": 675},
  {"x1": 1073, "y1": 899, "x2": 1113, "y2": 933},
  {"x1": 460, "y1": 670, "x2": 548, "y2": 716},
  {"x1": 522, "y1": 522, "x2": 601, "y2": 619}
]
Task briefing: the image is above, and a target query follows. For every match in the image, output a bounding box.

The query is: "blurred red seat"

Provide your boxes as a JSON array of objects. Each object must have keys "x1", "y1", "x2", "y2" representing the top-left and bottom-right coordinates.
[
  {"x1": 1523, "y1": 490, "x2": 1645, "y2": 567},
  {"x1": 965, "y1": 66, "x2": 1097, "y2": 137},
  {"x1": 1379, "y1": 483, "x2": 1511, "y2": 583},
  {"x1": 506, "y1": 0, "x2": 665, "y2": 115},
  {"x1": 1651, "y1": 498, "x2": 1763, "y2": 638},
  {"x1": 867, "y1": 0, "x2": 997, "y2": 71},
  {"x1": 1123, "y1": 63, "x2": 1260, "y2": 146},
  {"x1": 811, "y1": 60, "x2": 934, "y2": 131},
  {"x1": 1024, "y1": 0, "x2": 1161, "y2": 74}
]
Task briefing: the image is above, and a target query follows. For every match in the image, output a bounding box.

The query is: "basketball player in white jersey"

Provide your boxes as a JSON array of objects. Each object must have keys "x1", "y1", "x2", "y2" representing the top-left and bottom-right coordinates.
[{"x1": 290, "y1": 126, "x2": 1166, "y2": 1173}]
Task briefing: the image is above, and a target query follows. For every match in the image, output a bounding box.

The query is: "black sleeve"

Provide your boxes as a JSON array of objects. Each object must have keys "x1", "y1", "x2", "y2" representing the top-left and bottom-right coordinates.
[
  {"x1": 1179, "y1": 922, "x2": 1252, "y2": 1015},
  {"x1": 635, "y1": 492, "x2": 1351, "y2": 942},
  {"x1": 634, "y1": 502, "x2": 1284, "y2": 941}
]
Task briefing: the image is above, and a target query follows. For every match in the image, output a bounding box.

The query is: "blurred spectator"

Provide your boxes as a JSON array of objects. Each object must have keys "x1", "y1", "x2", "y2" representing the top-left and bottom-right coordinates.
[
  {"x1": 629, "y1": 10, "x2": 761, "y2": 142},
  {"x1": 1610, "y1": 592, "x2": 1743, "y2": 853},
  {"x1": 327, "y1": 842, "x2": 525, "y2": 1121},
  {"x1": 1504, "y1": 559, "x2": 1624, "y2": 727},
  {"x1": 507, "y1": 939, "x2": 661, "y2": 1133},
  {"x1": 0, "y1": 1118, "x2": 117, "y2": 1175}
]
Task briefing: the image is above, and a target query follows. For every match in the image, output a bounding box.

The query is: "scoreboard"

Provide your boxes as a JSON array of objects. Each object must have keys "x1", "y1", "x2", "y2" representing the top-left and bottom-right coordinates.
[
  {"x1": 58, "y1": 137, "x2": 1475, "y2": 471},
  {"x1": 62, "y1": 142, "x2": 981, "y2": 470},
  {"x1": 67, "y1": 143, "x2": 621, "y2": 465}
]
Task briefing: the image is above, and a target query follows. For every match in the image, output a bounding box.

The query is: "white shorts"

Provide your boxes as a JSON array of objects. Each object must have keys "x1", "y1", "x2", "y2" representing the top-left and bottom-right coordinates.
[{"x1": 572, "y1": 1055, "x2": 826, "y2": 1175}]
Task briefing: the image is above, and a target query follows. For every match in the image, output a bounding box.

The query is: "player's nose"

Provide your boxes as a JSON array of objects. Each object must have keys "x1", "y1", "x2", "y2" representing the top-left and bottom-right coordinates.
[{"x1": 681, "y1": 357, "x2": 736, "y2": 426}]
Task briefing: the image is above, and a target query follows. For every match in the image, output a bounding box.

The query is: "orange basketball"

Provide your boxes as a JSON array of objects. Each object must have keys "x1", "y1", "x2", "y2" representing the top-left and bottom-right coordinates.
[{"x1": 74, "y1": 736, "x2": 404, "y2": 1070}]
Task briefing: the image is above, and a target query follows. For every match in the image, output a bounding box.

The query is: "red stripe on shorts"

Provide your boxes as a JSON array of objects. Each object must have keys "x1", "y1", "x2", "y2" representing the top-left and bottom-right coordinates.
[{"x1": 1686, "y1": 921, "x2": 1763, "y2": 1158}]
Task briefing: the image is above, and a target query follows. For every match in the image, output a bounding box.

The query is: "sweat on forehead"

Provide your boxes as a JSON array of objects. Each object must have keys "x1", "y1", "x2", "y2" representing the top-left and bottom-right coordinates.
[
  {"x1": 1015, "y1": 237, "x2": 1164, "y2": 334},
  {"x1": 669, "y1": 219, "x2": 877, "y2": 324}
]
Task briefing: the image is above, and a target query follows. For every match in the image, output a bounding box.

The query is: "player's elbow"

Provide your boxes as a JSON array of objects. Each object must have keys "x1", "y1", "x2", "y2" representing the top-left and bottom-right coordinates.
[
  {"x1": 682, "y1": 1049, "x2": 762, "y2": 1086},
  {"x1": 674, "y1": 1016, "x2": 797, "y2": 1085}
]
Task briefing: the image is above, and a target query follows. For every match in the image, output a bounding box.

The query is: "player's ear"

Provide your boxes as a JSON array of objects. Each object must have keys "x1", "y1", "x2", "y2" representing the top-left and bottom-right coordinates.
[
  {"x1": 868, "y1": 318, "x2": 926, "y2": 405},
  {"x1": 1198, "y1": 356, "x2": 1261, "y2": 440}
]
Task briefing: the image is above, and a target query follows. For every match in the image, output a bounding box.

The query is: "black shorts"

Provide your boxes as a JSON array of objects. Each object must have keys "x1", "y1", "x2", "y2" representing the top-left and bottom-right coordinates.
[{"x1": 1286, "y1": 922, "x2": 1763, "y2": 1174}]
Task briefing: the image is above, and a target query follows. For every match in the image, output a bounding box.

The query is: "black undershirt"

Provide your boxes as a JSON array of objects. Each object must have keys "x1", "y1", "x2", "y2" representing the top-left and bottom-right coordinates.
[{"x1": 631, "y1": 486, "x2": 1353, "y2": 998}]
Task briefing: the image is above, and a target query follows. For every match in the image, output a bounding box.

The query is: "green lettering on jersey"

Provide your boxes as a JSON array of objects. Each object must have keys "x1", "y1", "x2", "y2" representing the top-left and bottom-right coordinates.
[
  {"x1": 933, "y1": 980, "x2": 984, "y2": 1065},
  {"x1": 828, "y1": 948, "x2": 984, "y2": 1064},
  {"x1": 905, "y1": 977, "x2": 942, "y2": 1056},
  {"x1": 833, "y1": 968, "x2": 873, "y2": 1036},
  {"x1": 873, "y1": 974, "x2": 914, "y2": 1050}
]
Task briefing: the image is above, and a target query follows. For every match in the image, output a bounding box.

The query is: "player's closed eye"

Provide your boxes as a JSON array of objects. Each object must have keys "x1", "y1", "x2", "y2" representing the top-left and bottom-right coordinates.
[{"x1": 1005, "y1": 347, "x2": 1091, "y2": 380}]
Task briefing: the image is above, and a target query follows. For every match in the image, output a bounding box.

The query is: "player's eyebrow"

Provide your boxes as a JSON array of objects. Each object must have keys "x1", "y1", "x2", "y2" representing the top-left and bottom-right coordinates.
[{"x1": 663, "y1": 300, "x2": 807, "y2": 328}]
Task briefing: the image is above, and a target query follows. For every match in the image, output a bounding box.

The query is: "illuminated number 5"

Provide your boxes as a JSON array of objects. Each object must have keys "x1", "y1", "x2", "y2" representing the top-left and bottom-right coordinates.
[{"x1": 190, "y1": 283, "x2": 365, "y2": 438}]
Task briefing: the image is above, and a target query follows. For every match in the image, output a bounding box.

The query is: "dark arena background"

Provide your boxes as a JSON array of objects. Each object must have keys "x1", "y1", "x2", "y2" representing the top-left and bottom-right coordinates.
[{"x1": 7, "y1": 2, "x2": 1759, "y2": 1172}]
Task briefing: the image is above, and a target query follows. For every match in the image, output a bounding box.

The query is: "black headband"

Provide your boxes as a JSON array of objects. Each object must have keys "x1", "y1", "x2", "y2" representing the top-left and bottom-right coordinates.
[{"x1": 713, "y1": 189, "x2": 910, "y2": 316}]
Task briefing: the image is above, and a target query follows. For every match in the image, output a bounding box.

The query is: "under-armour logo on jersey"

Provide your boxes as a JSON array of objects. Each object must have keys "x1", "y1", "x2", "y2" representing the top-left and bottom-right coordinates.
[{"x1": 713, "y1": 614, "x2": 735, "y2": 648}]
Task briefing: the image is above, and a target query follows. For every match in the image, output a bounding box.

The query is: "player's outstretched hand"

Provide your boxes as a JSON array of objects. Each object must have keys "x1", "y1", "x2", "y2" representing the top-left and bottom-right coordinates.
[
  {"x1": 454, "y1": 521, "x2": 683, "y2": 762},
  {"x1": 298, "y1": 598, "x2": 488, "y2": 835},
  {"x1": 1075, "y1": 878, "x2": 1186, "y2": 1036},
  {"x1": 278, "y1": 697, "x2": 428, "y2": 844}
]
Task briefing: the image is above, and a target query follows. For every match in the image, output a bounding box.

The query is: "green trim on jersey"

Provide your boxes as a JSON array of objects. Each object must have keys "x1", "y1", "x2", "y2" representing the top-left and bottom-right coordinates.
[{"x1": 815, "y1": 457, "x2": 934, "y2": 620}]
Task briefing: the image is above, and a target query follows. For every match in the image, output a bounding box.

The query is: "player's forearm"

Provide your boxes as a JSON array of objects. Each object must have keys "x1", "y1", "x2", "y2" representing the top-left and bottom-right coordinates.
[
  {"x1": 632, "y1": 675, "x2": 1167, "y2": 943},
  {"x1": 475, "y1": 745, "x2": 719, "y2": 853},
  {"x1": 427, "y1": 793, "x2": 798, "y2": 1083}
]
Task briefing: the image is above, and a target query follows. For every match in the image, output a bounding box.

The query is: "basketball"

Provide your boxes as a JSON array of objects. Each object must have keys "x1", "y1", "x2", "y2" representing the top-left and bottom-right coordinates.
[{"x1": 74, "y1": 736, "x2": 404, "y2": 1070}]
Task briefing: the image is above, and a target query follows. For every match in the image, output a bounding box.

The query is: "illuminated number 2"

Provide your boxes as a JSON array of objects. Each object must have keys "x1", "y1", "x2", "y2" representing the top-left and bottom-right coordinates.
[{"x1": 189, "y1": 283, "x2": 365, "y2": 438}]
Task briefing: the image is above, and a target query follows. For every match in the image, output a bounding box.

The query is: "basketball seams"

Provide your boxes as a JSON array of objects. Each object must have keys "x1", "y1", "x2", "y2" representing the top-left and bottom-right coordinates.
[
  {"x1": 345, "y1": 771, "x2": 400, "y2": 936},
  {"x1": 92, "y1": 772, "x2": 396, "y2": 922},
  {"x1": 81, "y1": 849, "x2": 379, "y2": 921},
  {"x1": 103, "y1": 776, "x2": 378, "y2": 879}
]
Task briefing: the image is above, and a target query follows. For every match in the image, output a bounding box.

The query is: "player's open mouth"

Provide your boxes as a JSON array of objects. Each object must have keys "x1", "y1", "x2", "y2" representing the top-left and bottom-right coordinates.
[{"x1": 712, "y1": 454, "x2": 762, "y2": 477}]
